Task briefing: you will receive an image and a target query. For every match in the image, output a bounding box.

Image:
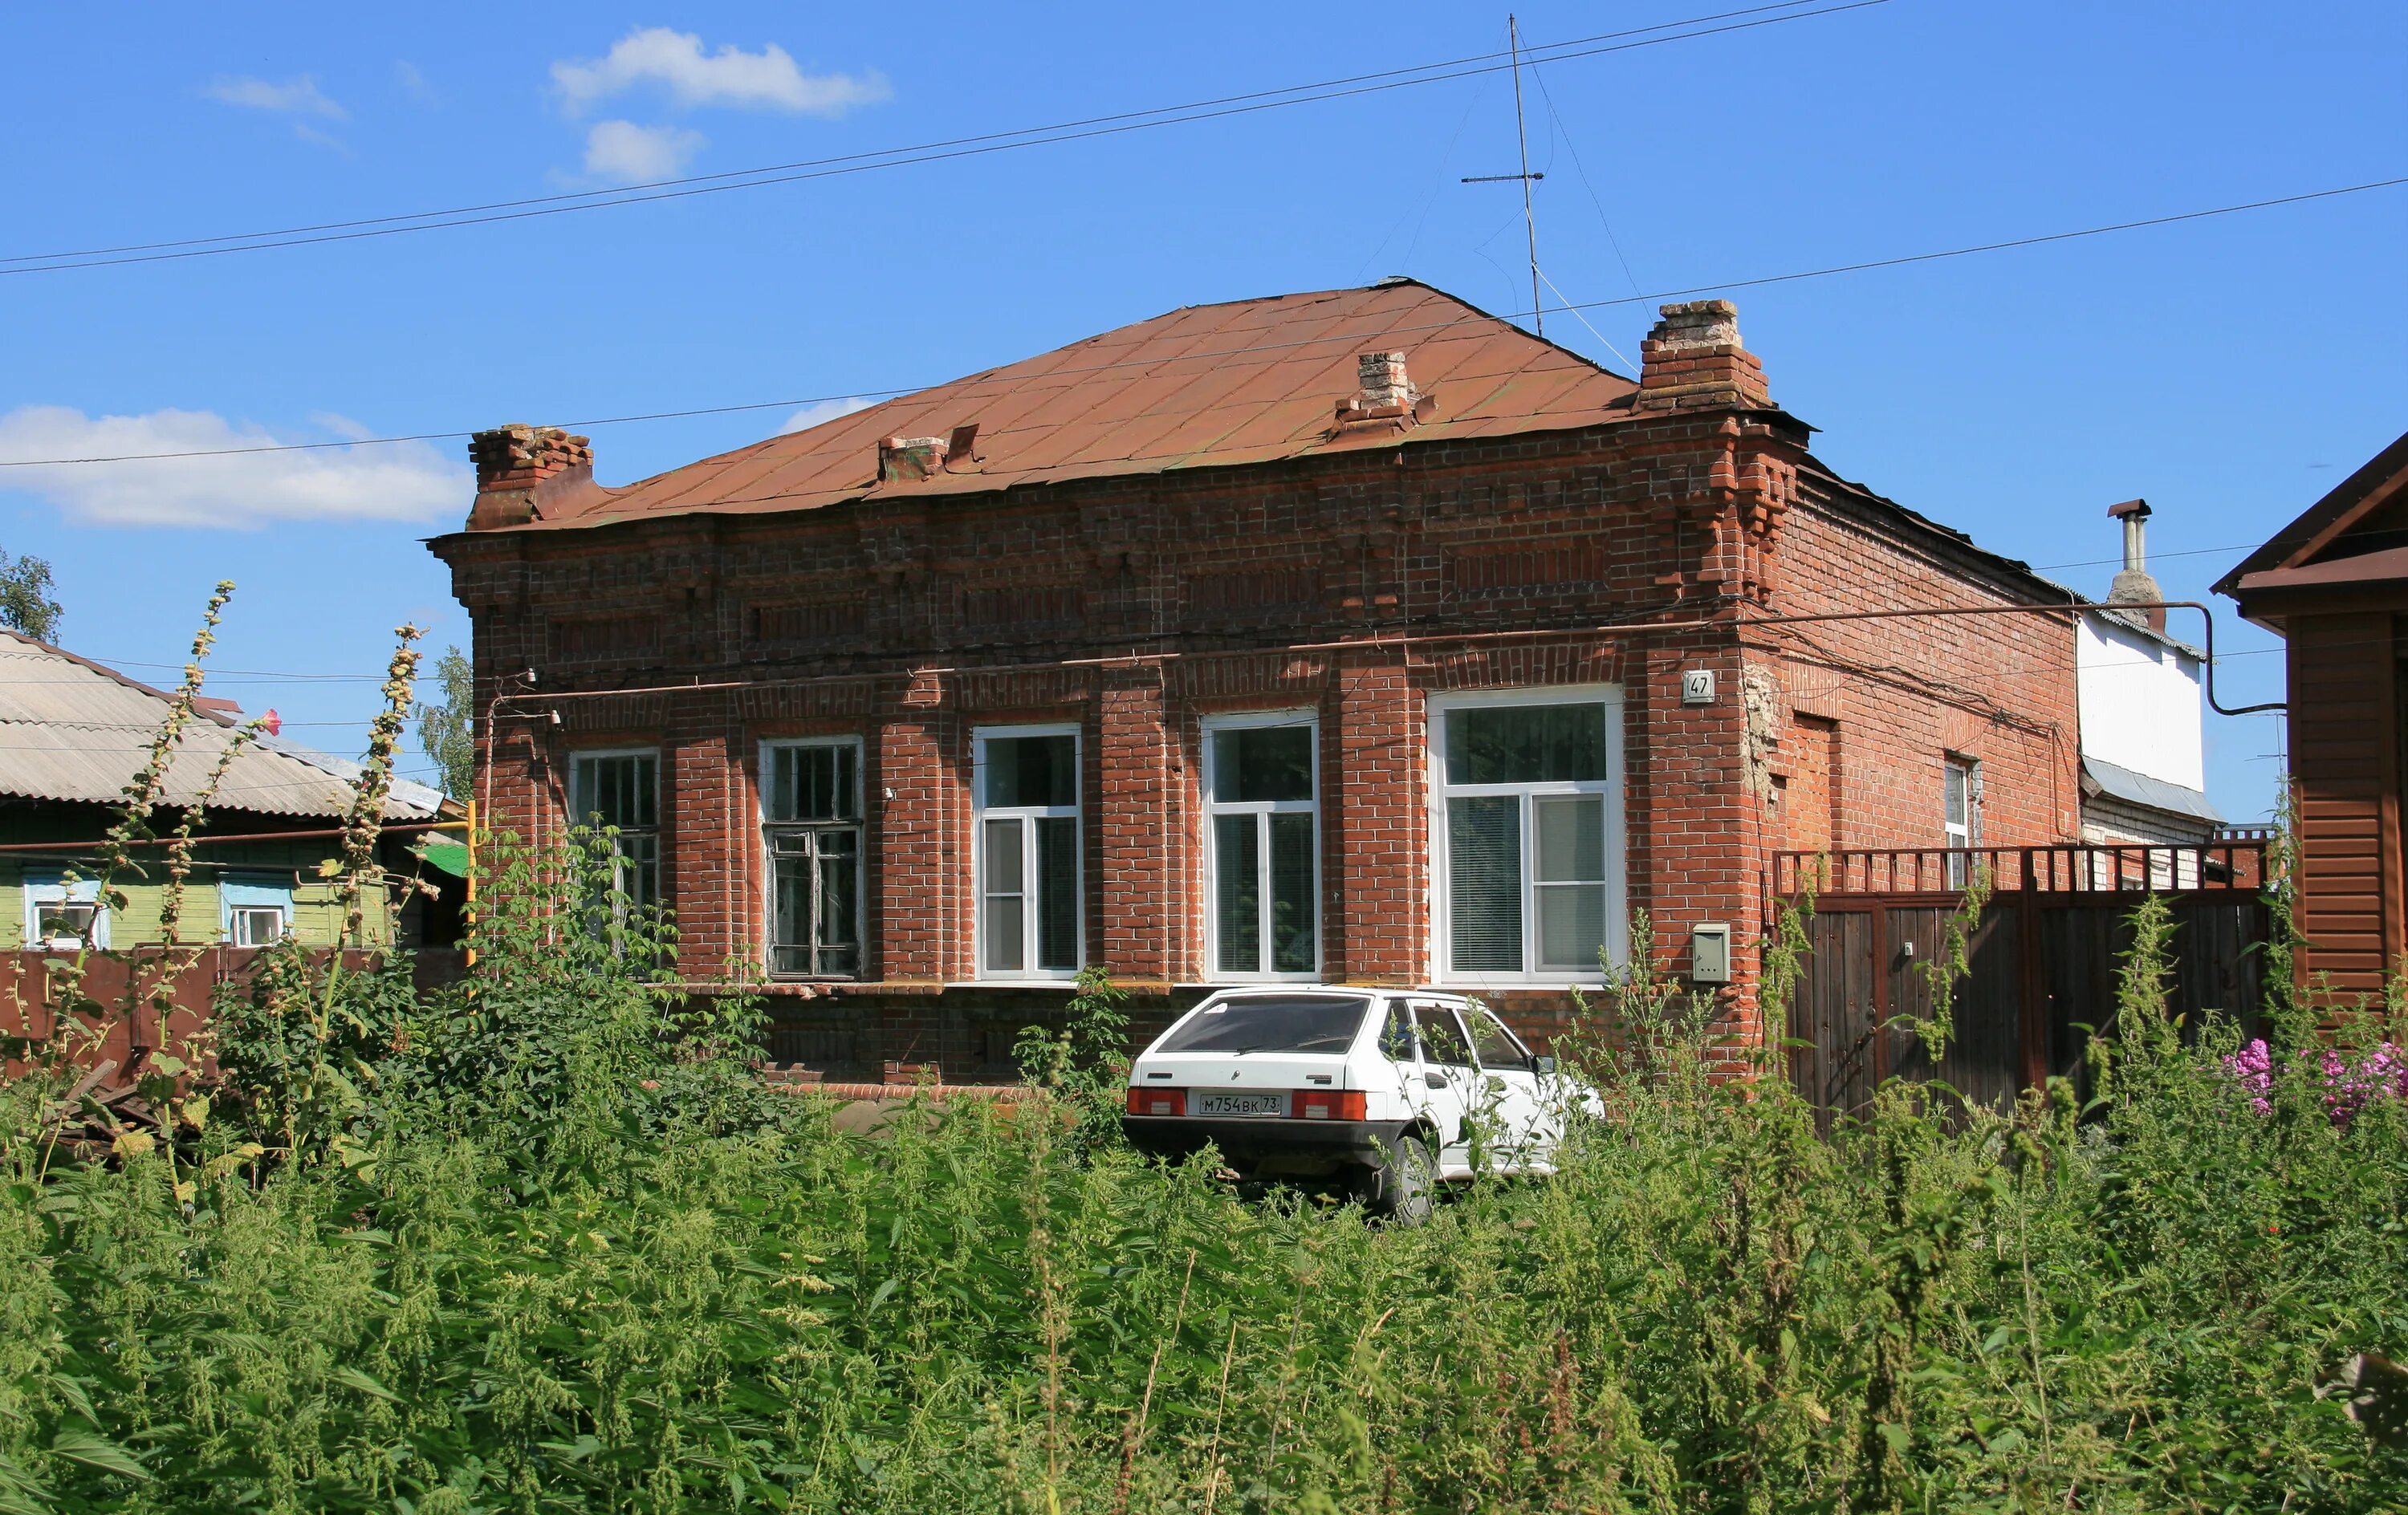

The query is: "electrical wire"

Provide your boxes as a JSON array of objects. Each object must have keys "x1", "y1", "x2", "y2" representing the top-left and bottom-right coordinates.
[
  {"x1": 2027, "y1": 542, "x2": 2258, "y2": 571},
  {"x1": 1528, "y1": 63, "x2": 1645, "y2": 298},
  {"x1": 2, "y1": 2, "x2": 1883, "y2": 277},
  {"x1": 4, "y1": 176, "x2": 2398, "y2": 471}
]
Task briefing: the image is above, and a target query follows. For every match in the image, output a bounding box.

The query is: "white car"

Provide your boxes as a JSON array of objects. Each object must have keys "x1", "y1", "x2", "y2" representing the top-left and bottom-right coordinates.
[{"x1": 1121, "y1": 987, "x2": 1600, "y2": 1221}]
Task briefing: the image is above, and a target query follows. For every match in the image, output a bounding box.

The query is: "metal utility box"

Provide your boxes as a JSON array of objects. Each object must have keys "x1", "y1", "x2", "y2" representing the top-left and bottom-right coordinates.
[{"x1": 1690, "y1": 922, "x2": 1732, "y2": 984}]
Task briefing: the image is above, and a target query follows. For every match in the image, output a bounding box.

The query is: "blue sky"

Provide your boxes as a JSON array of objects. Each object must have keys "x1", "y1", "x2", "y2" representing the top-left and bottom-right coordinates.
[{"x1": 2, "y1": 1, "x2": 2402, "y2": 815}]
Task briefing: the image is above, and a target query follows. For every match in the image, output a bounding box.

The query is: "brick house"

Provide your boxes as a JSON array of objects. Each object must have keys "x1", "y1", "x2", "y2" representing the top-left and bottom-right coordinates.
[{"x1": 429, "y1": 281, "x2": 2081, "y2": 1076}]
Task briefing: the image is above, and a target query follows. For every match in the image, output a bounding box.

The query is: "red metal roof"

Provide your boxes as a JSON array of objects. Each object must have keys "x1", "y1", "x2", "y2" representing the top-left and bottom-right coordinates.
[{"x1": 513, "y1": 280, "x2": 1639, "y2": 531}]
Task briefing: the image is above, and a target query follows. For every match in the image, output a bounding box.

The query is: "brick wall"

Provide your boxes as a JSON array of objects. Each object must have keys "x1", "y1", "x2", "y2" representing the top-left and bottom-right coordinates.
[{"x1": 433, "y1": 316, "x2": 2079, "y2": 1076}]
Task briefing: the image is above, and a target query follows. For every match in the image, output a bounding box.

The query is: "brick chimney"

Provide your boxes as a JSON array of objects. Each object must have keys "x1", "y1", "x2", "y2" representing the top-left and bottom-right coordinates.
[
  {"x1": 1356, "y1": 351, "x2": 1415, "y2": 410},
  {"x1": 466, "y1": 424, "x2": 596, "y2": 530},
  {"x1": 1633, "y1": 299, "x2": 1771, "y2": 412},
  {"x1": 2105, "y1": 498, "x2": 2166, "y2": 632},
  {"x1": 877, "y1": 435, "x2": 949, "y2": 483},
  {"x1": 1327, "y1": 350, "x2": 1434, "y2": 437}
]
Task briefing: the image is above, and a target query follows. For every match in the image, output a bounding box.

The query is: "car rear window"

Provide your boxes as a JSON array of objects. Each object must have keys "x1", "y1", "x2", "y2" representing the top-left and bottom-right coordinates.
[{"x1": 1154, "y1": 994, "x2": 1375, "y2": 1055}]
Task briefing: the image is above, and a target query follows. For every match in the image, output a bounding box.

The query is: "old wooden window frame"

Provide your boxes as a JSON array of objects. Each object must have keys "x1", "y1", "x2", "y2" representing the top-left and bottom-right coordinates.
[{"x1": 759, "y1": 736, "x2": 866, "y2": 981}]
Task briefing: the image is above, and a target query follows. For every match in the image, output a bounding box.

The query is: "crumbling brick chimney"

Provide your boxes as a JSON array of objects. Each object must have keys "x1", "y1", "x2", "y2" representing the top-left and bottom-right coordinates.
[
  {"x1": 466, "y1": 424, "x2": 596, "y2": 530},
  {"x1": 1327, "y1": 350, "x2": 1434, "y2": 437},
  {"x1": 1356, "y1": 351, "x2": 1416, "y2": 410},
  {"x1": 877, "y1": 435, "x2": 949, "y2": 483},
  {"x1": 874, "y1": 424, "x2": 982, "y2": 485},
  {"x1": 1633, "y1": 299, "x2": 1771, "y2": 412}
]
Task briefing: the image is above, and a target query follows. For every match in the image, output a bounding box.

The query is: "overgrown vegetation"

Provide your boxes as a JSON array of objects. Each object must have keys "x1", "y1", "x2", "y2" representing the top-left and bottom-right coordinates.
[
  {"x1": 2, "y1": 611, "x2": 2403, "y2": 1512},
  {"x1": 0, "y1": 545, "x2": 62, "y2": 642},
  {"x1": 414, "y1": 646, "x2": 475, "y2": 800}
]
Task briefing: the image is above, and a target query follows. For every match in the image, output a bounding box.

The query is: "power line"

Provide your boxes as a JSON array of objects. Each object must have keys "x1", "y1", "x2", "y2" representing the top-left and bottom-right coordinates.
[
  {"x1": 3, "y1": 174, "x2": 2398, "y2": 472},
  {"x1": 3, "y1": 0, "x2": 1829, "y2": 269},
  {"x1": 2027, "y1": 542, "x2": 2258, "y2": 572},
  {"x1": 2, "y1": 2, "x2": 1883, "y2": 277},
  {"x1": 1544, "y1": 177, "x2": 2408, "y2": 313}
]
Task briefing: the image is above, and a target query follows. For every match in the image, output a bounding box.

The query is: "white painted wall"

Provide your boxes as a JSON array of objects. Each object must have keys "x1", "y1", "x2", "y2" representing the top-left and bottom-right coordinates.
[{"x1": 2076, "y1": 613, "x2": 2205, "y2": 790}]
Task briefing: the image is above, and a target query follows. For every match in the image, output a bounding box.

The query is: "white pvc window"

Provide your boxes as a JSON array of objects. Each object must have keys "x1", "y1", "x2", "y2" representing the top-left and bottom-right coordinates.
[
  {"x1": 1202, "y1": 713, "x2": 1319, "y2": 980},
  {"x1": 1430, "y1": 688, "x2": 1625, "y2": 984},
  {"x1": 761, "y1": 738, "x2": 865, "y2": 979},
  {"x1": 974, "y1": 726, "x2": 1082, "y2": 980},
  {"x1": 221, "y1": 875, "x2": 293, "y2": 948},
  {"x1": 1943, "y1": 754, "x2": 1981, "y2": 888},
  {"x1": 569, "y1": 749, "x2": 661, "y2": 916},
  {"x1": 25, "y1": 872, "x2": 105, "y2": 952},
  {"x1": 1942, "y1": 756, "x2": 1980, "y2": 847}
]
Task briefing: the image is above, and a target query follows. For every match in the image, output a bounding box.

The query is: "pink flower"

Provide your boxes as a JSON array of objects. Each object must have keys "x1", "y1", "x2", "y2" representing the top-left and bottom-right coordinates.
[
  {"x1": 2225, "y1": 1038, "x2": 2273, "y2": 1116},
  {"x1": 2226, "y1": 1038, "x2": 2406, "y2": 1127}
]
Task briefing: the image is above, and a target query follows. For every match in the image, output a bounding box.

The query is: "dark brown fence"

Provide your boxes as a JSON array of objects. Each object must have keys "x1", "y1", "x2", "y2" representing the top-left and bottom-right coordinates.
[
  {"x1": 3, "y1": 947, "x2": 466, "y2": 1085},
  {"x1": 1773, "y1": 842, "x2": 2271, "y2": 1125}
]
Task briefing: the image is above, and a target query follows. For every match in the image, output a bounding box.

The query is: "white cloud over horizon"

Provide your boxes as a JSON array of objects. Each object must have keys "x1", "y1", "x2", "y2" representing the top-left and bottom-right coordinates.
[
  {"x1": 202, "y1": 74, "x2": 347, "y2": 120},
  {"x1": 0, "y1": 408, "x2": 469, "y2": 530},
  {"x1": 584, "y1": 120, "x2": 706, "y2": 183},
  {"x1": 777, "y1": 396, "x2": 878, "y2": 435},
  {"x1": 551, "y1": 27, "x2": 887, "y2": 117}
]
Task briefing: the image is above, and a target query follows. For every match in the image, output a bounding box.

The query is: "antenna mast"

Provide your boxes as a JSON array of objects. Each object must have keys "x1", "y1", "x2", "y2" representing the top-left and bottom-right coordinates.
[{"x1": 1462, "y1": 14, "x2": 1547, "y2": 337}]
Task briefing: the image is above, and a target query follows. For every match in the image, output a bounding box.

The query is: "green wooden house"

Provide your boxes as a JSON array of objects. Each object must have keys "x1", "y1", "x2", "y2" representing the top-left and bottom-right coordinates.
[{"x1": 1, "y1": 630, "x2": 462, "y2": 953}]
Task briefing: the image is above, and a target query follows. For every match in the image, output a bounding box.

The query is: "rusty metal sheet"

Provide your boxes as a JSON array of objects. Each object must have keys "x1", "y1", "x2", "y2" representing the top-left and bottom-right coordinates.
[{"x1": 519, "y1": 281, "x2": 1637, "y2": 530}]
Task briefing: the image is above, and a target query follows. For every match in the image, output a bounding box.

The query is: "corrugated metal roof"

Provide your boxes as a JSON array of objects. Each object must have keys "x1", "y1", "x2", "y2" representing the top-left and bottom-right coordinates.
[
  {"x1": 2082, "y1": 757, "x2": 2224, "y2": 825},
  {"x1": 502, "y1": 280, "x2": 1641, "y2": 531},
  {"x1": 0, "y1": 631, "x2": 443, "y2": 821}
]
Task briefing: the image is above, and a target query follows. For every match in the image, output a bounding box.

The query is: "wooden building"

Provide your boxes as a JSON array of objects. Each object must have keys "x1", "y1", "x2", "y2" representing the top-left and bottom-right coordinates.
[{"x1": 2217, "y1": 431, "x2": 2408, "y2": 998}]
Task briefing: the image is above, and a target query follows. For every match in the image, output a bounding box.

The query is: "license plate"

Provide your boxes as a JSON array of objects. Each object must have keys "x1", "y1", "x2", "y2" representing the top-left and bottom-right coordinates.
[{"x1": 1197, "y1": 1091, "x2": 1287, "y2": 1118}]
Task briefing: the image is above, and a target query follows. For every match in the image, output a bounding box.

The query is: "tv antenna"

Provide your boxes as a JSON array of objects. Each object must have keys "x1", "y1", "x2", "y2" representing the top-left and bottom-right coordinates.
[{"x1": 1462, "y1": 14, "x2": 1546, "y2": 336}]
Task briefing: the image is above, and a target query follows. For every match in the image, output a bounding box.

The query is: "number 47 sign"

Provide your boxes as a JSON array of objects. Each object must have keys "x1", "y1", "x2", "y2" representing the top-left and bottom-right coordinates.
[{"x1": 1680, "y1": 669, "x2": 1717, "y2": 705}]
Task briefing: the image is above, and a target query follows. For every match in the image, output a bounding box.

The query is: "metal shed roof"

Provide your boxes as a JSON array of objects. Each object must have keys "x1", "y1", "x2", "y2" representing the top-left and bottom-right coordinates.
[{"x1": 0, "y1": 630, "x2": 444, "y2": 821}]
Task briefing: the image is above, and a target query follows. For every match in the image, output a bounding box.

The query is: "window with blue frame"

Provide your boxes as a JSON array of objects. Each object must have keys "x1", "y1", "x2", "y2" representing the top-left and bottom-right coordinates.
[
  {"x1": 24, "y1": 871, "x2": 106, "y2": 951},
  {"x1": 221, "y1": 875, "x2": 295, "y2": 948}
]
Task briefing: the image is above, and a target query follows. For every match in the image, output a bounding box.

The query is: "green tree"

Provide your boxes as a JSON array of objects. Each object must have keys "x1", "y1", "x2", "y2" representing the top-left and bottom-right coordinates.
[
  {"x1": 0, "y1": 546, "x2": 63, "y2": 641},
  {"x1": 415, "y1": 644, "x2": 475, "y2": 798}
]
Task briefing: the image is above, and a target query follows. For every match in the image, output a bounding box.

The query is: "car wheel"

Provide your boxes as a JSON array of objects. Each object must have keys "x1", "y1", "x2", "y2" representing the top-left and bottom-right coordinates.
[{"x1": 1361, "y1": 1134, "x2": 1436, "y2": 1225}]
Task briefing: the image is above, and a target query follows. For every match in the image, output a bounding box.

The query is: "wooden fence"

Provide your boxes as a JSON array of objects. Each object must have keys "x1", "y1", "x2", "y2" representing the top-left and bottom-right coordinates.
[{"x1": 1771, "y1": 841, "x2": 2272, "y2": 1124}]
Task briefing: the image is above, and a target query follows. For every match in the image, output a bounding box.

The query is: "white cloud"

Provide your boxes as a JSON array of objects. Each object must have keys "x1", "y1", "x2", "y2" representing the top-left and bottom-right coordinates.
[
  {"x1": 777, "y1": 396, "x2": 878, "y2": 435},
  {"x1": 552, "y1": 27, "x2": 888, "y2": 116},
  {"x1": 202, "y1": 74, "x2": 347, "y2": 120},
  {"x1": 0, "y1": 408, "x2": 470, "y2": 530},
  {"x1": 583, "y1": 120, "x2": 706, "y2": 183},
  {"x1": 394, "y1": 60, "x2": 438, "y2": 104},
  {"x1": 307, "y1": 411, "x2": 376, "y2": 441}
]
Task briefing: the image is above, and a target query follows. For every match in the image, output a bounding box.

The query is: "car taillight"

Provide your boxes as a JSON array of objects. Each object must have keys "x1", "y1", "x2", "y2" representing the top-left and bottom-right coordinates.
[
  {"x1": 1291, "y1": 1090, "x2": 1366, "y2": 1121},
  {"x1": 1126, "y1": 1087, "x2": 1186, "y2": 1117}
]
